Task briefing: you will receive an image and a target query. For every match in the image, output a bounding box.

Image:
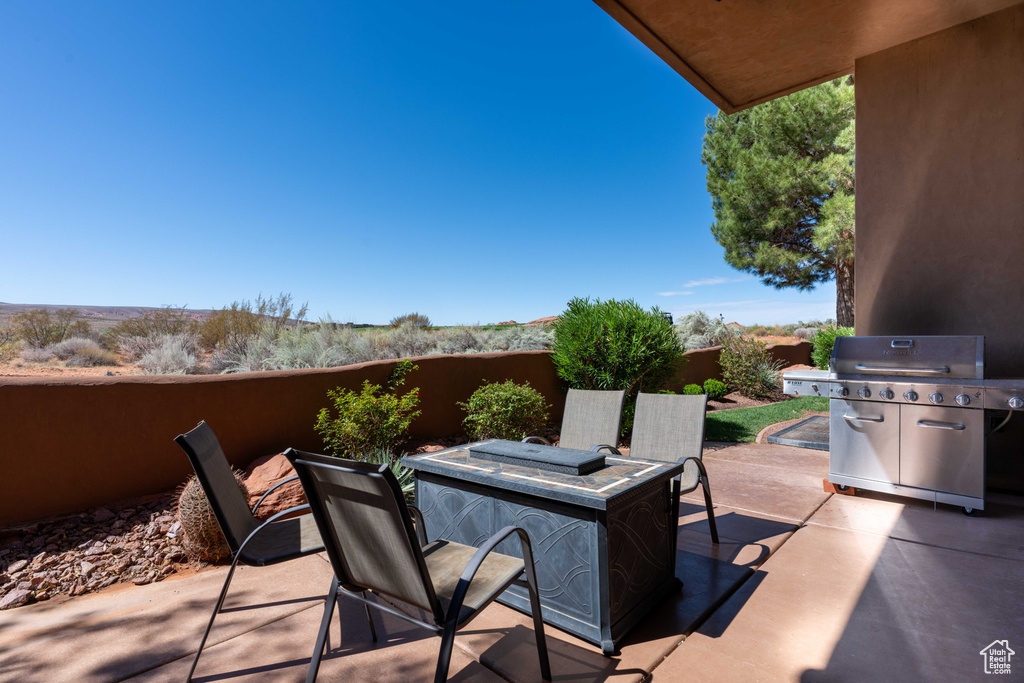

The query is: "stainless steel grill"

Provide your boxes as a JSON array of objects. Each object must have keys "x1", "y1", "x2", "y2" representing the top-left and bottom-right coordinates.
[{"x1": 783, "y1": 335, "x2": 1024, "y2": 514}]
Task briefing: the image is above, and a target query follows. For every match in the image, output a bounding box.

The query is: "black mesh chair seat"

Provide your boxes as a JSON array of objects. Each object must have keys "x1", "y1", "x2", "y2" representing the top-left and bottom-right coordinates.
[
  {"x1": 422, "y1": 539, "x2": 526, "y2": 627},
  {"x1": 240, "y1": 513, "x2": 324, "y2": 566}
]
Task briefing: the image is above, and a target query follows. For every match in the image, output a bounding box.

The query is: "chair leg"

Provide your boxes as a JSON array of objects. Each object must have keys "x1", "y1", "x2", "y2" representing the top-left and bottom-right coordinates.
[
  {"x1": 307, "y1": 575, "x2": 339, "y2": 683},
  {"x1": 434, "y1": 618, "x2": 459, "y2": 683},
  {"x1": 362, "y1": 592, "x2": 378, "y2": 643},
  {"x1": 185, "y1": 554, "x2": 243, "y2": 682},
  {"x1": 524, "y1": 568, "x2": 552, "y2": 681},
  {"x1": 700, "y1": 474, "x2": 720, "y2": 544}
]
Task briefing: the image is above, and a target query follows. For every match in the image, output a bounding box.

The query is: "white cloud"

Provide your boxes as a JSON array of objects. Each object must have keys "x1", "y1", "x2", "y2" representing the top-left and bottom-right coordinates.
[{"x1": 657, "y1": 275, "x2": 753, "y2": 296}]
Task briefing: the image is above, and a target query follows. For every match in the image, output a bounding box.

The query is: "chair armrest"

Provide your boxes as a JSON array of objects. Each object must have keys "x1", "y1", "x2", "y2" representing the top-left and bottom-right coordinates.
[
  {"x1": 407, "y1": 505, "x2": 429, "y2": 547},
  {"x1": 589, "y1": 444, "x2": 621, "y2": 455},
  {"x1": 251, "y1": 475, "x2": 300, "y2": 515},
  {"x1": 444, "y1": 525, "x2": 536, "y2": 625},
  {"x1": 521, "y1": 436, "x2": 551, "y2": 446},
  {"x1": 235, "y1": 504, "x2": 314, "y2": 557}
]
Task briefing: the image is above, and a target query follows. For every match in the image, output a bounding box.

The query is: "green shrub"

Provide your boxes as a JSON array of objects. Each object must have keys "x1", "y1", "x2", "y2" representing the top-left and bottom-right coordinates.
[
  {"x1": 719, "y1": 336, "x2": 784, "y2": 399},
  {"x1": 315, "y1": 360, "x2": 422, "y2": 456},
  {"x1": 389, "y1": 312, "x2": 432, "y2": 328},
  {"x1": 811, "y1": 325, "x2": 855, "y2": 370},
  {"x1": 703, "y1": 378, "x2": 729, "y2": 400},
  {"x1": 551, "y1": 297, "x2": 686, "y2": 433},
  {"x1": 458, "y1": 380, "x2": 550, "y2": 441},
  {"x1": 682, "y1": 384, "x2": 704, "y2": 395}
]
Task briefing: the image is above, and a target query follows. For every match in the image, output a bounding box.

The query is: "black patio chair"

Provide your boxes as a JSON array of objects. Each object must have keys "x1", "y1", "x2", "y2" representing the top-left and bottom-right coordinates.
[
  {"x1": 284, "y1": 448, "x2": 552, "y2": 683},
  {"x1": 174, "y1": 421, "x2": 344, "y2": 682},
  {"x1": 523, "y1": 387, "x2": 625, "y2": 453},
  {"x1": 610, "y1": 393, "x2": 720, "y2": 545}
]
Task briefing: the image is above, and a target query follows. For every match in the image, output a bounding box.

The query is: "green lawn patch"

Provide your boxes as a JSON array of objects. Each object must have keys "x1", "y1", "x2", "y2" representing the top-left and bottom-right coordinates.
[{"x1": 704, "y1": 396, "x2": 829, "y2": 443}]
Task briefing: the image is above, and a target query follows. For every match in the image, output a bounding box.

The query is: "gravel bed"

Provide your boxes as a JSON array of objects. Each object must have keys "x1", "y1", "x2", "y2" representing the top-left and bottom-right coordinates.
[{"x1": 0, "y1": 493, "x2": 190, "y2": 610}]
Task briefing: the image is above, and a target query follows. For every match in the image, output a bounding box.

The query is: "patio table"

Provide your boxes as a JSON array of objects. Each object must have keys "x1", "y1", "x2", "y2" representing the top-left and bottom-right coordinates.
[{"x1": 402, "y1": 440, "x2": 684, "y2": 654}]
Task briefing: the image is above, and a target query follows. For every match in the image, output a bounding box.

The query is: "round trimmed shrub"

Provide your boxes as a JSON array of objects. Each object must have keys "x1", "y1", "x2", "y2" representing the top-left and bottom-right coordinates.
[
  {"x1": 459, "y1": 380, "x2": 550, "y2": 441},
  {"x1": 551, "y1": 297, "x2": 686, "y2": 432},
  {"x1": 682, "y1": 384, "x2": 704, "y2": 395},
  {"x1": 703, "y1": 378, "x2": 728, "y2": 400}
]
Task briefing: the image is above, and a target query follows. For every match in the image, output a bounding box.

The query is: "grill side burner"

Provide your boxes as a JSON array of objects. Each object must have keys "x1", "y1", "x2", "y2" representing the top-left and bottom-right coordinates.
[{"x1": 783, "y1": 335, "x2": 1007, "y2": 513}]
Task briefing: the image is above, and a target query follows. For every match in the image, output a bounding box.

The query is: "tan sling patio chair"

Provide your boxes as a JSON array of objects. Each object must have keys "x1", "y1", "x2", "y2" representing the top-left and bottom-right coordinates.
[{"x1": 523, "y1": 387, "x2": 626, "y2": 452}]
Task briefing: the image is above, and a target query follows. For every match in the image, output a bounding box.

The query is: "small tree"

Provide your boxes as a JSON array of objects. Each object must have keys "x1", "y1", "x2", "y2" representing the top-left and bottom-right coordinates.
[
  {"x1": 552, "y1": 297, "x2": 686, "y2": 432},
  {"x1": 11, "y1": 308, "x2": 90, "y2": 348},
  {"x1": 389, "y1": 312, "x2": 432, "y2": 328},
  {"x1": 703, "y1": 78, "x2": 855, "y2": 326}
]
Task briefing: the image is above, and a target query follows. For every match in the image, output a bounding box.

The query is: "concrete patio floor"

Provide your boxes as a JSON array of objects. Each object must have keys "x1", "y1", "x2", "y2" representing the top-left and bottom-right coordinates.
[{"x1": 2, "y1": 442, "x2": 1022, "y2": 682}]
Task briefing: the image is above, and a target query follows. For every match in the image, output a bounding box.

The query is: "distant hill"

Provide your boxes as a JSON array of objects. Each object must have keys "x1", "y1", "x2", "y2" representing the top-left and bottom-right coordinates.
[{"x1": 0, "y1": 303, "x2": 216, "y2": 333}]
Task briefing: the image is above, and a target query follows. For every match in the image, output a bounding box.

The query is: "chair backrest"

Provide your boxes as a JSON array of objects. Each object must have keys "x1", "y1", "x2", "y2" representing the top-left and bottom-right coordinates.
[
  {"x1": 629, "y1": 392, "x2": 707, "y2": 465},
  {"x1": 284, "y1": 449, "x2": 443, "y2": 625},
  {"x1": 558, "y1": 388, "x2": 626, "y2": 451},
  {"x1": 174, "y1": 421, "x2": 258, "y2": 553}
]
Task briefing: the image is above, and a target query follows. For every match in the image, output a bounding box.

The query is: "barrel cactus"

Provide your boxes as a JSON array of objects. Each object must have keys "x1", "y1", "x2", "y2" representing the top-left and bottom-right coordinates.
[{"x1": 175, "y1": 472, "x2": 249, "y2": 563}]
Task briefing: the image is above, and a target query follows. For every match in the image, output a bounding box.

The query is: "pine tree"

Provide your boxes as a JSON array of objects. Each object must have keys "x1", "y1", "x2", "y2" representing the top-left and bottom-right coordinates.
[{"x1": 702, "y1": 78, "x2": 855, "y2": 326}]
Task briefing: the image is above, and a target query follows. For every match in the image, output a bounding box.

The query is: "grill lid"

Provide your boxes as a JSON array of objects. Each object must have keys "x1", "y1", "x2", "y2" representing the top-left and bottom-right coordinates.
[{"x1": 829, "y1": 336, "x2": 984, "y2": 380}]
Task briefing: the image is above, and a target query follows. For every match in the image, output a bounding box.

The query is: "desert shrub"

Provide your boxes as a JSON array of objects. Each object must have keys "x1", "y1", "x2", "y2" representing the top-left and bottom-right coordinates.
[
  {"x1": 676, "y1": 310, "x2": 736, "y2": 351},
  {"x1": 458, "y1": 380, "x2": 550, "y2": 441},
  {"x1": 682, "y1": 384, "x2": 704, "y2": 395},
  {"x1": 811, "y1": 325, "x2": 855, "y2": 370},
  {"x1": 371, "y1": 323, "x2": 435, "y2": 359},
  {"x1": 315, "y1": 360, "x2": 422, "y2": 456},
  {"x1": 793, "y1": 327, "x2": 819, "y2": 340},
  {"x1": 103, "y1": 306, "x2": 198, "y2": 350},
  {"x1": 117, "y1": 330, "x2": 201, "y2": 363},
  {"x1": 67, "y1": 347, "x2": 119, "y2": 367},
  {"x1": 389, "y1": 312, "x2": 432, "y2": 328},
  {"x1": 360, "y1": 447, "x2": 416, "y2": 502},
  {"x1": 432, "y1": 326, "x2": 482, "y2": 355},
  {"x1": 552, "y1": 297, "x2": 685, "y2": 432},
  {"x1": 703, "y1": 378, "x2": 729, "y2": 400},
  {"x1": 50, "y1": 337, "x2": 100, "y2": 361},
  {"x1": 484, "y1": 325, "x2": 554, "y2": 352},
  {"x1": 20, "y1": 346, "x2": 55, "y2": 363},
  {"x1": 139, "y1": 335, "x2": 202, "y2": 374},
  {"x1": 0, "y1": 320, "x2": 18, "y2": 360},
  {"x1": 199, "y1": 293, "x2": 307, "y2": 353},
  {"x1": 11, "y1": 308, "x2": 90, "y2": 348},
  {"x1": 719, "y1": 336, "x2": 783, "y2": 399}
]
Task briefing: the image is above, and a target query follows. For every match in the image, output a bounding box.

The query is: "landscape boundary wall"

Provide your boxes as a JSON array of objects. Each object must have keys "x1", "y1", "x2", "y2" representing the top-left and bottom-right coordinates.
[
  {"x1": 0, "y1": 342, "x2": 810, "y2": 525},
  {"x1": 0, "y1": 352, "x2": 562, "y2": 526}
]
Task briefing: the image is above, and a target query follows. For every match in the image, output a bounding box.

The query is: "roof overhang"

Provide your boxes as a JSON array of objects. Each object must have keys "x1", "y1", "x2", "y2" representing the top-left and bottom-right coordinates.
[{"x1": 594, "y1": 0, "x2": 1022, "y2": 113}]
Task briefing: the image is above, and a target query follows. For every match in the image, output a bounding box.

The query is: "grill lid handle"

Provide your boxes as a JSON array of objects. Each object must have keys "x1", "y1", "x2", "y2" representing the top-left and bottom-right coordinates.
[
  {"x1": 854, "y1": 364, "x2": 950, "y2": 375},
  {"x1": 890, "y1": 339, "x2": 914, "y2": 348}
]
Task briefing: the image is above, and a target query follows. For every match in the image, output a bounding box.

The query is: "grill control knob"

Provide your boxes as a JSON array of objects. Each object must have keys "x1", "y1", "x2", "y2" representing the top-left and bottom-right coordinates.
[
  {"x1": 837, "y1": 386, "x2": 850, "y2": 398},
  {"x1": 904, "y1": 390, "x2": 919, "y2": 402},
  {"x1": 955, "y1": 394, "x2": 971, "y2": 406},
  {"x1": 1010, "y1": 397, "x2": 1024, "y2": 410},
  {"x1": 880, "y1": 389, "x2": 895, "y2": 400},
  {"x1": 858, "y1": 387, "x2": 871, "y2": 399},
  {"x1": 929, "y1": 392, "x2": 944, "y2": 404}
]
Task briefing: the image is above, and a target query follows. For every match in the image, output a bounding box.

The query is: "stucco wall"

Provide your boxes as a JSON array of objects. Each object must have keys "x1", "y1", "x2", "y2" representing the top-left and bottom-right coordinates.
[
  {"x1": 0, "y1": 352, "x2": 563, "y2": 526},
  {"x1": 855, "y1": 4, "x2": 1024, "y2": 377}
]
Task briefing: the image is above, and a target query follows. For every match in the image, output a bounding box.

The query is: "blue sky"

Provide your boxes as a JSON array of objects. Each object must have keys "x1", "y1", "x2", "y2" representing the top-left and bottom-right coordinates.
[{"x1": 0, "y1": 1, "x2": 836, "y2": 326}]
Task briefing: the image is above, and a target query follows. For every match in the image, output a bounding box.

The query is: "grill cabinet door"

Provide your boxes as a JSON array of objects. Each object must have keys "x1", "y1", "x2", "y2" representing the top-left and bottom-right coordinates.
[
  {"x1": 829, "y1": 399, "x2": 900, "y2": 483},
  {"x1": 899, "y1": 405, "x2": 984, "y2": 497}
]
